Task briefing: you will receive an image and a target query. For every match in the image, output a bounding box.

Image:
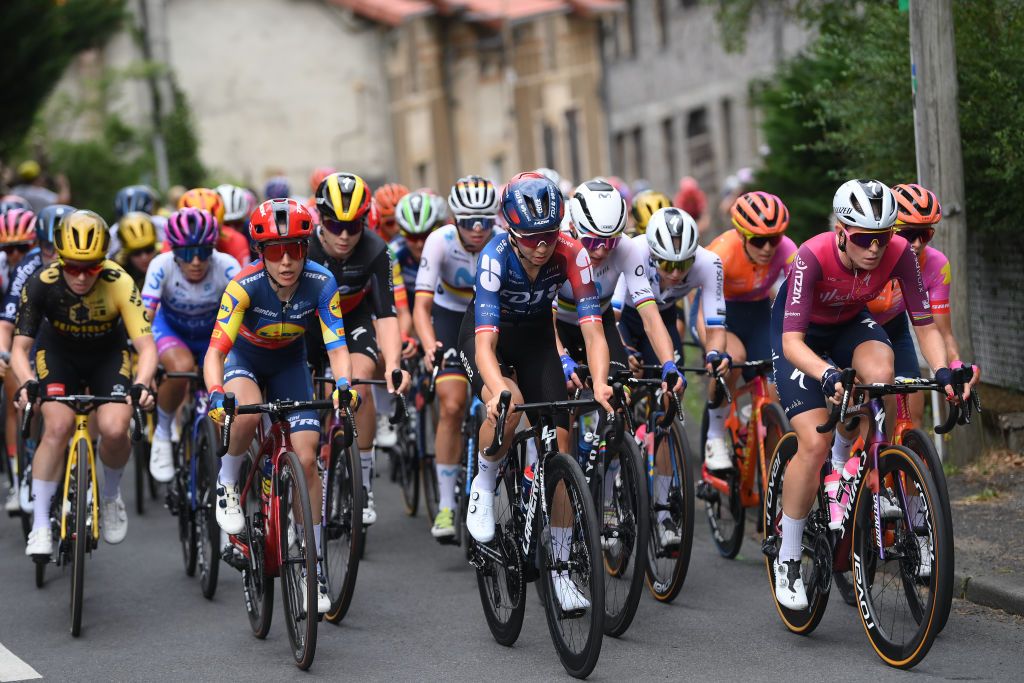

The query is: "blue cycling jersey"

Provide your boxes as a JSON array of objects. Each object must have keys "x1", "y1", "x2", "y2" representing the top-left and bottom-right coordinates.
[{"x1": 1, "y1": 248, "x2": 44, "y2": 324}]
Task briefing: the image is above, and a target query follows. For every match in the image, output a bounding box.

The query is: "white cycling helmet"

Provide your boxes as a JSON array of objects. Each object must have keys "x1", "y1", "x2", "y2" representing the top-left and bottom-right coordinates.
[
  {"x1": 217, "y1": 183, "x2": 251, "y2": 223},
  {"x1": 535, "y1": 167, "x2": 562, "y2": 190},
  {"x1": 646, "y1": 207, "x2": 699, "y2": 262},
  {"x1": 448, "y1": 175, "x2": 498, "y2": 217},
  {"x1": 569, "y1": 178, "x2": 627, "y2": 238},
  {"x1": 833, "y1": 178, "x2": 898, "y2": 231}
]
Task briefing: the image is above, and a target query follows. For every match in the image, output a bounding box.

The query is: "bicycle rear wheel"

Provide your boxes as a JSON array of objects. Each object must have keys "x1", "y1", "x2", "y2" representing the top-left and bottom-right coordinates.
[
  {"x1": 241, "y1": 459, "x2": 274, "y2": 639},
  {"x1": 851, "y1": 446, "x2": 951, "y2": 669},
  {"x1": 600, "y1": 438, "x2": 648, "y2": 637},
  {"x1": 69, "y1": 439, "x2": 89, "y2": 637},
  {"x1": 699, "y1": 404, "x2": 745, "y2": 558},
  {"x1": 134, "y1": 435, "x2": 149, "y2": 515},
  {"x1": 397, "y1": 427, "x2": 420, "y2": 517},
  {"x1": 325, "y1": 432, "x2": 364, "y2": 624},
  {"x1": 421, "y1": 400, "x2": 440, "y2": 524},
  {"x1": 645, "y1": 420, "x2": 695, "y2": 602},
  {"x1": 196, "y1": 421, "x2": 220, "y2": 599},
  {"x1": 278, "y1": 451, "x2": 318, "y2": 670},
  {"x1": 176, "y1": 437, "x2": 198, "y2": 577},
  {"x1": 473, "y1": 464, "x2": 525, "y2": 646},
  {"x1": 538, "y1": 453, "x2": 604, "y2": 679}
]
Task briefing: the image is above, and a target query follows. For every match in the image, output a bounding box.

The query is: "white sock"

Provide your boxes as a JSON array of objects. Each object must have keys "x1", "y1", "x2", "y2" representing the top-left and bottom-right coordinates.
[
  {"x1": 831, "y1": 432, "x2": 854, "y2": 471},
  {"x1": 525, "y1": 438, "x2": 538, "y2": 469},
  {"x1": 780, "y1": 513, "x2": 806, "y2": 564},
  {"x1": 551, "y1": 526, "x2": 572, "y2": 578},
  {"x1": 218, "y1": 453, "x2": 246, "y2": 485},
  {"x1": 475, "y1": 456, "x2": 498, "y2": 492},
  {"x1": 437, "y1": 464, "x2": 459, "y2": 511},
  {"x1": 360, "y1": 449, "x2": 373, "y2": 491},
  {"x1": 32, "y1": 479, "x2": 58, "y2": 531},
  {"x1": 706, "y1": 404, "x2": 729, "y2": 440},
  {"x1": 655, "y1": 474, "x2": 672, "y2": 524},
  {"x1": 155, "y1": 406, "x2": 174, "y2": 441},
  {"x1": 101, "y1": 464, "x2": 125, "y2": 501}
]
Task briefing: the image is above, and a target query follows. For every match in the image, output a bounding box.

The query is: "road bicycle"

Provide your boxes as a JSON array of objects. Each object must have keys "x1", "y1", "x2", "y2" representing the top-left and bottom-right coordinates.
[
  {"x1": 22, "y1": 384, "x2": 144, "y2": 636},
  {"x1": 357, "y1": 371, "x2": 412, "y2": 516}
]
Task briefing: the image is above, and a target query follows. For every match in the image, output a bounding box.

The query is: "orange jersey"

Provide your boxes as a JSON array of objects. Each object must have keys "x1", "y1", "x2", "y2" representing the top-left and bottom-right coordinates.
[{"x1": 707, "y1": 229, "x2": 797, "y2": 301}]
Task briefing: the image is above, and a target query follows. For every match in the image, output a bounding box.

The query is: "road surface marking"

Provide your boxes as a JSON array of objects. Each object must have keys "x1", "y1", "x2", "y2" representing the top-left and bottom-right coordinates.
[{"x1": 0, "y1": 643, "x2": 41, "y2": 682}]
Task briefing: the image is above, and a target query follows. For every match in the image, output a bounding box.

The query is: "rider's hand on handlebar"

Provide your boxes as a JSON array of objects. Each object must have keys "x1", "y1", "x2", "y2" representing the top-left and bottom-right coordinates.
[
  {"x1": 332, "y1": 378, "x2": 361, "y2": 412},
  {"x1": 933, "y1": 366, "x2": 965, "y2": 404},
  {"x1": 661, "y1": 360, "x2": 685, "y2": 395},
  {"x1": 593, "y1": 382, "x2": 615, "y2": 414},
  {"x1": 820, "y1": 367, "x2": 846, "y2": 406},
  {"x1": 388, "y1": 368, "x2": 411, "y2": 394},
  {"x1": 15, "y1": 380, "x2": 37, "y2": 410},
  {"x1": 560, "y1": 353, "x2": 583, "y2": 391},
  {"x1": 705, "y1": 350, "x2": 732, "y2": 376},
  {"x1": 132, "y1": 383, "x2": 156, "y2": 410},
  {"x1": 951, "y1": 360, "x2": 980, "y2": 396},
  {"x1": 423, "y1": 341, "x2": 443, "y2": 374},
  {"x1": 485, "y1": 391, "x2": 514, "y2": 426},
  {"x1": 207, "y1": 387, "x2": 226, "y2": 425},
  {"x1": 401, "y1": 335, "x2": 420, "y2": 360}
]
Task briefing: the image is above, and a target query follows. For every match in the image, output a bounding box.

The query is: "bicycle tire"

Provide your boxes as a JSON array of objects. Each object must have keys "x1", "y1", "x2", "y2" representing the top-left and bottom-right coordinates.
[
  {"x1": 399, "y1": 437, "x2": 420, "y2": 517},
  {"x1": 700, "y1": 403, "x2": 745, "y2": 558},
  {"x1": 421, "y1": 401, "x2": 440, "y2": 524},
  {"x1": 325, "y1": 433, "x2": 364, "y2": 624},
  {"x1": 278, "y1": 451, "x2": 318, "y2": 670},
  {"x1": 70, "y1": 439, "x2": 89, "y2": 637},
  {"x1": 899, "y1": 428, "x2": 953, "y2": 634},
  {"x1": 645, "y1": 420, "x2": 695, "y2": 602},
  {"x1": 133, "y1": 437, "x2": 148, "y2": 515},
  {"x1": 762, "y1": 432, "x2": 830, "y2": 635},
  {"x1": 600, "y1": 437, "x2": 649, "y2": 637},
  {"x1": 241, "y1": 459, "x2": 274, "y2": 639},
  {"x1": 177, "y1": 437, "x2": 198, "y2": 577},
  {"x1": 35, "y1": 558, "x2": 45, "y2": 588},
  {"x1": 197, "y1": 420, "x2": 221, "y2": 599},
  {"x1": 474, "y1": 465, "x2": 526, "y2": 647},
  {"x1": 16, "y1": 423, "x2": 32, "y2": 541},
  {"x1": 851, "y1": 445, "x2": 951, "y2": 669}
]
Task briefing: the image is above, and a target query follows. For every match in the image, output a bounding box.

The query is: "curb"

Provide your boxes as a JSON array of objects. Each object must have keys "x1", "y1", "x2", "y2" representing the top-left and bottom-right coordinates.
[{"x1": 954, "y1": 572, "x2": 1024, "y2": 617}]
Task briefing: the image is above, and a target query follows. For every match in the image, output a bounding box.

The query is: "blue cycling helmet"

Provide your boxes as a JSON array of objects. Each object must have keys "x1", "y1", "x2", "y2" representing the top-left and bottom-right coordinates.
[
  {"x1": 36, "y1": 204, "x2": 76, "y2": 246},
  {"x1": 114, "y1": 185, "x2": 157, "y2": 219},
  {"x1": 264, "y1": 176, "x2": 291, "y2": 200},
  {"x1": 500, "y1": 172, "x2": 564, "y2": 234}
]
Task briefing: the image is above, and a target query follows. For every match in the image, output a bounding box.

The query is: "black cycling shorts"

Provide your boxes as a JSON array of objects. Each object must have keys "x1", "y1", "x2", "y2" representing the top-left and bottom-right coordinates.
[
  {"x1": 725, "y1": 298, "x2": 773, "y2": 381},
  {"x1": 433, "y1": 304, "x2": 468, "y2": 382},
  {"x1": 306, "y1": 301, "x2": 381, "y2": 372},
  {"x1": 618, "y1": 304, "x2": 682, "y2": 366},
  {"x1": 35, "y1": 328, "x2": 133, "y2": 398},
  {"x1": 556, "y1": 308, "x2": 628, "y2": 378}
]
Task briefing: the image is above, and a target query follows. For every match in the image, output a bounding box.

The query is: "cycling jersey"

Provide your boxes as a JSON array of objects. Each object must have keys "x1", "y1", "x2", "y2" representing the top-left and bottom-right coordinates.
[
  {"x1": 391, "y1": 238, "x2": 419, "y2": 293},
  {"x1": 306, "y1": 228, "x2": 397, "y2": 318},
  {"x1": 216, "y1": 229, "x2": 252, "y2": 266},
  {"x1": 15, "y1": 260, "x2": 151, "y2": 346},
  {"x1": 414, "y1": 225, "x2": 478, "y2": 313},
  {"x1": 867, "y1": 245, "x2": 950, "y2": 325},
  {"x1": 210, "y1": 260, "x2": 346, "y2": 355},
  {"x1": 707, "y1": 229, "x2": 797, "y2": 301},
  {"x1": 1, "y1": 248, "x2": 44, "y2": 324},
  {"x1": 554, "y1": 235, "x2": 653, "y2": 325},
  {"x1": 782, "y1": 232, "x2": 932, "y2": 333},
  {"x1": 473, "y1": 232, "x2": 601, "y2": 332},
  {"x1": 142, "y1": 250, "x2": 241, "y2": 341}
]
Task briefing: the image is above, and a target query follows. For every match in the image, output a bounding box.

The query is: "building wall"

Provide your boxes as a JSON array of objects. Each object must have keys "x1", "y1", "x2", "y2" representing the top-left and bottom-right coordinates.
[{"x1": 970, "y1": 234, "x2": 1024, "y2": 391}]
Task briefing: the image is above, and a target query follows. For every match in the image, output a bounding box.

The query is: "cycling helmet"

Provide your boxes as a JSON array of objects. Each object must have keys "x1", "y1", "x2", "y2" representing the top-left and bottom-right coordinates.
[
  {"x1": 646, "y1": 207, "x2": 699, "y2": 262},
  {"x1": 249, "y1": 198, "x2": 314, "y2": 243},
  {"x1": 179, "y1": 187, "x2": 226, "y2": 225},
  {"x1": 316, "y1": 172, "x2": 372, "y2": 222},
  {"x1": 309, "y1": 166, "x2": 338, "y2": 195},
  {"x1": 373, "y1": 183, "x2": 410, "y2": 221},
  {"x1": 166, "y1": 208, "x2": 218, "y2": 248},
  {"x1": 501, "y1": 175, "x2": 564, "y2": 233},
  {"x1": 54, "y1": 210, "x2": 109, "y2": 261},
  {"x1": 396, "y1": 192, "x2": 444, "y2": 238},
  {"x1": 114, "y1": 185, "x2": 157, "y2": 218},
  {"x1": 605, "y1": 176, "x2": 632, "y2": 207},
  {"x1": 631, "y1": 190, "x2": 672, "y2": 234},
  {"x1": 448, "y1": 175, "x2": 499, "y2": 217},
  {"x1": 892, "y1": 183, "x2": 941, "y2": 225},
  {"x1": 264, "y1": 176, "x2": 291, "y2": 200},
  {"x1": 569, "y1": 179, "x2": 627, "y2": 238},
  {"x1": 36, "y1": 204, "x2": 75, "y2": 245},
  {"x1": 118, "y1": 212, "x2": 158, "y2": 251},
  {"x1": 0, "y1": 208, "x2": 36, "y2": 245},
  {"x1": 0, "y1": 195, "x2": 31, "y2": 214},
  {"x1": 833, "y1": 179, "x2": 897, "y2": 231},
  {"x1": 216, "y1": 184, "x2": 251, "y2": 223},
  {"x1": 366, "y1": 198, "x2": 381, "y2": 234},
  {"x1": 535, "y1": 167, "x2": 562, "y2": 189},
  {"x1": 731, "y1": 191, "x2": 789, "y2": 236}
]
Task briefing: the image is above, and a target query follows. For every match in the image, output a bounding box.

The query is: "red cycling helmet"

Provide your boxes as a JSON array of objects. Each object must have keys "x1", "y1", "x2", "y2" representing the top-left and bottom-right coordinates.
[{"x1": 249, "y1": 199, "x2": 314, "y2": 243}]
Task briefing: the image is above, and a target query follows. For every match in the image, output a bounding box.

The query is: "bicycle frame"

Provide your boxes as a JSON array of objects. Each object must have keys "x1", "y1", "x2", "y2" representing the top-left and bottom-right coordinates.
[
  {"x1": 61, "y1": 414, "x2": 100, "y2": 546},
  {"x1": 462, "y1": 395, "x2": 483, "y2": 501}
]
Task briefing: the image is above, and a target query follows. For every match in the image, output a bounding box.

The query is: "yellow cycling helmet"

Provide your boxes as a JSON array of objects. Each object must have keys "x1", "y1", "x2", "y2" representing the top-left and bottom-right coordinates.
[
  {"x1": 631, "y1": 190, "x2": 672, "y2": 234},
  {"x1": 55, "y1": 210, "x2": 109, "y2": 262},
  {"x1": 118, "y1": 212, "x2": 157, "y2": 251},
  {"x1": 316, "y1": 172, "x2": 372, "y2": 222}
]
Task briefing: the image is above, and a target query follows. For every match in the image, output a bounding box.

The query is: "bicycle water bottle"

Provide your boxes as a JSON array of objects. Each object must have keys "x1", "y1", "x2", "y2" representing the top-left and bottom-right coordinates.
[
  {"x1": 260, "y1": 456, "x2": 273, "y2": 507},
  {"x1": 577, "y1": 431, "x2": 596, "y2": 467},
  {"x1": 521, "y1": 464, "x2": 535, "y2": 511}
]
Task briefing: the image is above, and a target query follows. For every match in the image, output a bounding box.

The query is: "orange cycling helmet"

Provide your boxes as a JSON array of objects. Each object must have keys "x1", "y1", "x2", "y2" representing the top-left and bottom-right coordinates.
[
  {"x1": 0, "y1": 208, "x2": 37, "y2": 245},
  {"x1": 249, "y1": 198, "x2": 314, "y2": 243},
  {"x1": 730, "y1": 191, "x2": 789, "y2": 236},
  {"x1": 310, "y1": 166, "x2": 338, "y2": 195},
  {"x1": 373, "y1": 183, "x2": 409, "y2": 221},
  {"x1": 891, "y1": 183, "x2": 941, "y2": 225},
  {"x1": 179, "y1": 187, "x2": 225, "y2": 225}
]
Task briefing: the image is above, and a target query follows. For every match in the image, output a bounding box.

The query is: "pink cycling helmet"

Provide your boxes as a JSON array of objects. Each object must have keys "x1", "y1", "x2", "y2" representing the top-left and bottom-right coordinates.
[{"x1": 165, "y1": 208, "x2": 219, "y2": 248}]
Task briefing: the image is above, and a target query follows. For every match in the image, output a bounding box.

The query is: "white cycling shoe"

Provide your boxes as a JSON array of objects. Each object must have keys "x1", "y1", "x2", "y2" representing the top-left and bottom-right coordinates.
[
  {"x1": 5, "y1": 486, "x2": 20, "y2": 514},
  {"x1": 25, "y1": 527, "x2": 53, "y2": 557},
  {"x1": 658, "y1": 518, "x2": 682, "y2": 548},
  {"x1": 552, "y1": 572, "x2": 590, "y2": 612},
  {"x1": 101, "y1": 494, "x2": 128, "y2": 544},
  {"x1": 149, "y1": 438, "x2": 175, "y2": 483},
  {"x1": 302, "y1": 573, "x2": 332, "y2": 614},
  {"x1": 362, "y1": 490, "x2": 377, "y2": 526},
  {"x1": 375, "y1": 415, "x2": 397, "y2": 449},
  {"x1": 916, "y1": 535, "x2": 933, "y2": 578},
  {"x1": 216, "y1": 481, "x2": 245, "y2": 535},
  {"x1": 704, "y1": 437, "x2": 734, "y2": 471},
  {"x1": 774, "y1": 558, "x2": 809, "y2": 610},
  {"x1": 466, "y1": 479, "x2": 495, "y2": 543}
]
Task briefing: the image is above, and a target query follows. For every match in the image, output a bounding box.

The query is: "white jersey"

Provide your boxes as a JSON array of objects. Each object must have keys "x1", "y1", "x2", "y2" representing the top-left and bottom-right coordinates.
[
  {"x1": 555, "y1": 236, "x2": 653, "y2": 324},
  {"x1": 414, "y1": 224, "x2": 480, "y2": 313},
  {"x1": 142, "y1": 250, "x2": 240, "y2": 336},
  {"x1": 614, "y1": 237, "x2": 726, "y2": 327},
  {"x1": 107, "y1": 215, "x2": 169, "y2": 258}
]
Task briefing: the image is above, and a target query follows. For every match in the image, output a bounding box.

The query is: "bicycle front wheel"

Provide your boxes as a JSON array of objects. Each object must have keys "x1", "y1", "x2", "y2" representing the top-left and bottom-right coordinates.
[
  {"x1": 645, "y1": 420, "x2": 695, "y2": 602},
  {"x1": 278, "y1": 451, "x2": 318, "y2": 670},
  {"x1": 539, "y1": 453, "x2": 604, "y2": 679},
  {"x1": 397, "y1": 433, "x2": 420, "y2": 517},
  {"x1": 324, "y1": 433, "x2": 364, "y2": 624},
  {"x1": 240, "y1": 459, "x2": 274, "y2": 639},
  {"x1": 177, "y1": 437, "x2": 198, "y2": 577},
  {"x1": 474, "y1": 465, "x2": 526, "y2": 646},
  {"x1": 196, "y1": 420, "x2": 221, "y2": 599},
  {"x1": 134, "y1": 435, "x2": 149, "y2": 515},
  {"x1": 69, "y1": 439, "x2": 89, "y2": 637},
  {"x1": 421, "y1": 399, "x2": 440, "y2": 524}
]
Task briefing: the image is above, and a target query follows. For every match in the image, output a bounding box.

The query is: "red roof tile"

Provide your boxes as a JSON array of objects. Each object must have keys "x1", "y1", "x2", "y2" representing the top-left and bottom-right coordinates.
[
  {"x1": 327, "y1": 0, "x2": 435, "y2": 26},
  {"x1": 332, "y1": 0, "x2": 621, "y2": 26}
]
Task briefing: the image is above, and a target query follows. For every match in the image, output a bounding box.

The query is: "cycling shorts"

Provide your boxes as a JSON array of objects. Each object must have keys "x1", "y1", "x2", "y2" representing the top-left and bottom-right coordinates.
[
  {"x1": 339, "y1": 303, "x2": 379, "y2": 364},
  {"x1": 556, "y1": 308, "x2": 628, "y2": 377},
  {"x1": 35, "y1": 328, "x2": 132, "y2": 398},
  {"x1": 224, "y1": 341, "x2": 319, "y2": 433},
  {"x1": 433, "y1": 304, "x2": 468, "y2": 383},
  {"x1": 883, "y1": 312, "x2": 920, "y2": 380},
  {"x1": 618, "y1": 304, "x2": 682, "y2": 366},
  {"x1": 458, "y1": 309, "x2": 569, "y2": 429},
  {"x1": 725, "y1": 298, "x2": 773, "y2": 381},
  {"x1": 152, "y1": 308, "x2": 210, "y2": 364},
  {"x1": 770, "y1": 281, "x2": 892, "y2": 420}
]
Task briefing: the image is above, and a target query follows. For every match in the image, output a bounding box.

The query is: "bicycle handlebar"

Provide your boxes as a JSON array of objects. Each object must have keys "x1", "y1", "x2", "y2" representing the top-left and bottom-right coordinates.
[
  {"x1": 483, "y1": 390, "x2": 512, "y2": 458},
  {"x1": 816, "y1": 368, "x2": 857, "y2": 434},
  {"x1": 22, "y1": 388, "x2": 144, "y2": 441}
]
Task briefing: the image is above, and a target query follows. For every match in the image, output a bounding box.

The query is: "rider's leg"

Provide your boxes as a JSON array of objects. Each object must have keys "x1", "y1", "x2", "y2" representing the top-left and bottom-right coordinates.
[
  {"x1": 435, "y1": 377, "x2": 468, "y2": 511},
  {"x1": 31, "y1": 403, "x2": 74, "y2": 531},
  {"x1": 95, "y1": 400, "x2": 134, "y2": 543},
  {"x1": 780, "y1": 409, "x2": 831, "y2": 562},
  {"x1": 155, "y1": 343, "x2": 194, "y2": 441},
  {"x1": 350, "y1": 352, "x2": 378, "y2": 494}
]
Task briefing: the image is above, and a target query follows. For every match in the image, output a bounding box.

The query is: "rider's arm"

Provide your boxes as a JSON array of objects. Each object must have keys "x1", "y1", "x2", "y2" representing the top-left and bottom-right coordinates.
[
  {"x1": 366, "y1": 246, "x2": 404, "y2": 387},
  {"x1": 923, "y1": 251, "x2": 962, "y2": 363},
  {"x1": 140, "y1": 251, "x2": 170, "y2": 321},
  {"x1": 565, "y1": 237, "x2": 610, "y2": 400},
  {"x1": 412, "y1": 231, "x2": 444, "y2": 352},
  {"x1": 893, "y1": 242, "x2": 953, "y2": 377},
  {"x1": 112, "y1": 267, "x2": 157, "y2": 387},
  {"x1": 698, "y1": 250, "x2": 729, "y2": 369},
  {"x1": 413, "y1": 292, "x2": 437, "y2": 352},
  {"x1": 619, "y1": 240, "x2": 675, "y2": 364},
  {"x1": 11, "y1": 334, "x2": 34, "y2": 388},
  {"x1": 205, "y1": 276, "x2": 249, "y2": 391},
  {"x1": 203, "y1": 347, "x2": 226, "y2": 395},
  {"x1": 780, "y1": 250, "x2": 834, "y2": 380},
  {"x1": 317, "y1": 279, "x2": 354, "y2": 384},
  {"x1": 132, "y1": 334, "x2": 158, "y2": 387}
]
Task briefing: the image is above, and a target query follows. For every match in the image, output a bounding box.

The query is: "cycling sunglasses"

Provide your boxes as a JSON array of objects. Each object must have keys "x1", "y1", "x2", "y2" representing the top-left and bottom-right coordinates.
[
  {"x1": 63, "y1": 260, "x2": 104, "y2": 277},
  {"x1": 456, "y1": 216, "x2": 496, "y2": 232},
  {"x1": 580, "y1": 236, "x2": 621, "y2": 253},
  {"x1": 173, "y1": 245, "x2": 214, "y2": 263},
  {"x1": 260, "y1": 240, "x2": 308, "y2": 262},
  {"x1": 657, "y1": 257, "x2": 695, "y2": 274},
  {"x1": 128, "y1": 245, "x2": 157, "y2": 257},
  {"x1": 896, "y1": 227, "x2": 935, "y2": 244},
  {"x1": 322, "y1": 216, "x2": 365, "y2": 236},
  {"x1": 511, "y1": 229, "x2": 560, "y2": 249},
  {"x1": 0, "y1": 243, "x2": 32, "y2": 256},
  {"x1": 845, "y1": 229, "x2": 894, "y2": 249},
  {"x1": 745, "y1": 234, "x2": 784, "y2": 249},
  {"x1": 400, "y1": 231, "x2": 430, "y2": 244}
]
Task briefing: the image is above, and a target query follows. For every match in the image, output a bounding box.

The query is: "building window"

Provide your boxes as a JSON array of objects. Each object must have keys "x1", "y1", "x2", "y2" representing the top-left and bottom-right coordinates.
[
  {"x1": 686, "y1": 106, "x2": 716, "y2": 194},
  {"x1": 613, "y1": 131, "x2": 627, "y2": 176},
  {"x1": 490, "y1": 154, "x2": 505, "y2": 183},
  {"x1": 614, "y1": 0, "x2": 636, "y2": 58},
  {"x1": 721, "y1": 97, "x2": 735, "y2": 169},
  {"x1": 543, "y1": 123, "x2": 557, "y2": 170},
  {"x1": 680, "y1": 0, "x2": 698, "y2": 8},
  {"x1": 565, "y1": 109, "x2": 581, "y2": 184},
  {"x1": 662, "y1": 117, "x2": 677, "y2": 185},
  {"x1": 632, "y1": 126, "x2": 645, "y2": 180},
  {"x1": 655, "y1": 0, "x2": 669, "y2": 48}
]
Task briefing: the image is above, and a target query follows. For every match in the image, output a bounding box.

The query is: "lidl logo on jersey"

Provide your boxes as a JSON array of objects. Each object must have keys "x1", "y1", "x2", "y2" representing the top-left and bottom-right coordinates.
[{"x1": 253, "y1": 321, "x2": 305, "y2": 341}]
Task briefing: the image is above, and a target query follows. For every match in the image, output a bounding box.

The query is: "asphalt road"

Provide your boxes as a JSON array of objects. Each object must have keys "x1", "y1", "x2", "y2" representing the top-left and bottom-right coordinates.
[{"x1": 1, "y1": 454, "x2": 1022, "y2": 681}]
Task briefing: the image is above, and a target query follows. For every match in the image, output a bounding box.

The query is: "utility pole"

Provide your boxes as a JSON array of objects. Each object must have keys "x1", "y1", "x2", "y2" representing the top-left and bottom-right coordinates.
[{"x1": 909, "y1": 0, "x2": 983, "y2": 464}]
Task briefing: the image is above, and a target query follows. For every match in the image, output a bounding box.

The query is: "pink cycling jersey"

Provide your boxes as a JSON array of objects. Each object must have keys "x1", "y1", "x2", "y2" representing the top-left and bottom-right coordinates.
[
  {"x1": 782, "y1": 232, "x2": 933, "y2": 333},
  {"x1": 867, "y1": 245, "x2": 950, "y2": 325}
]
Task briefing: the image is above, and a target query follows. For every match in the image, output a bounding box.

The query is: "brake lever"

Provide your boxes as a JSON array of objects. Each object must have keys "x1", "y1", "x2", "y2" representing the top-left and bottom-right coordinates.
[{"x1": 220, "y1": 393, "x2": 236, "y2": 456}]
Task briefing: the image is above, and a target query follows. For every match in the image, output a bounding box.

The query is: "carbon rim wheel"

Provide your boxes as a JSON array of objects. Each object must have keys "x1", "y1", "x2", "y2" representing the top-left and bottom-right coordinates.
[
  {"x1": 474, "y1": 466, "x2": 525, "y2": 646},
  {"x1": 325, "y1": 435, "x2": 364, "y2": 624},
  {"x1": 241, "y1": 460, "x2": 274, "y2": 639},
  {"x1": 645, "y1": 420, "x2": 695, "y2": 602},
  {"x1": 177, "y1": 438, "x2": 198, "y2": 577},
  {"x1": 197, "y1": 421, "x2": 220, "y2": 599},
  {"x1": 278, "y1": 451, "x2": 318, "y2": 670},
  {"x1": 69, "y1": 439, "x2": 89, "y2": 637}
]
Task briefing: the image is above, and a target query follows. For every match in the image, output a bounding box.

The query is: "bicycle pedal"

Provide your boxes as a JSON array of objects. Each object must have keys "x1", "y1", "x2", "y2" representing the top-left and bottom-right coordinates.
[
  {"x1": 221, "y1": 546, "x2": 247, "y2": 572},
  {"x1": 695, "y1": 480, "x2": 718, "y2": 503},
  {"x1": 761, "y1": 536, "x2": 779, "y2": 559},
  {"x1": 30, "y1": 554, "x2": 50, "y2": 565}
]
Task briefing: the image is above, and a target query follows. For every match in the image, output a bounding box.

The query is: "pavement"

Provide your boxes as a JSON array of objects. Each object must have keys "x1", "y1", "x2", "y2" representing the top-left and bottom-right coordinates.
[{"x1": 1, "y1": 452, "x2": 1023, "y2": 681}]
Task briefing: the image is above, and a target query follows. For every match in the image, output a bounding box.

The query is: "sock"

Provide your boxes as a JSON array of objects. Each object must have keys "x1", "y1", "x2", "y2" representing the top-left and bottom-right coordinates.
[
  {"x1": 706, "y1": 404, "x2": 729, "y2": 440},
  {"x1": 32, "y1": 480, "x2": 59, "y2": 531},
  {"x1": 313, "y1": 524, "x2": 323, "y2": 559},
  {"x1": 831, "y1": 432, "x2": 854, "y2": 470},
  {"x1": 218, "y1": 453, "x2": 246, "y2": 485},
  {"x1": 360, "y1": 449, "x2": 374, "y2": 491},
  {"x1": 155, "y1": 406, "x2": 173, "y2": 441},
  {"x1": 551, "y1": 526, "x2": 572, "y2": 578},
  {"x1": 437, "y1": 464, "x2": 459, "y2": 511},
  {"x1": 101, "y1": 464, "x2": 125, "y2": 501},
  {"x1": 603, "y1": 458, "x2": 621, "y2": 507},
  {"x1": 655, "y1": 474, "x2": 672, "y2": 524},
  {"x1": 780, "y1": 513, "x2": 806, "y2": 564},
  {"x1": 475, "y1": 456, "x2": 498, "y2": 492},
  {"x1": 525, "y1": 438, "x2": 539, "y2": 469}
]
